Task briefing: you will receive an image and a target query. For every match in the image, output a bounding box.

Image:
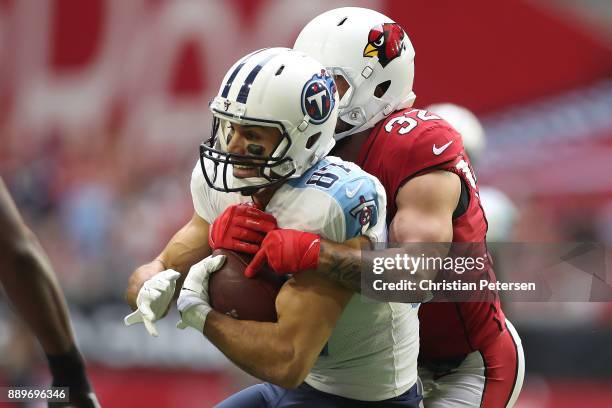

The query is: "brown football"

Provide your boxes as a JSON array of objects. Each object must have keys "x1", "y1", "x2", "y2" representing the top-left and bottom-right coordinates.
[{"x1": 209, "y1": 248, "x2": 285, "y2": 322}]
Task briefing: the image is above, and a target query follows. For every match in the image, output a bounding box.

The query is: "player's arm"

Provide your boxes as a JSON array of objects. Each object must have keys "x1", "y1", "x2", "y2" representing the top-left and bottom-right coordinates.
[
  {"x1": 203, "y1": 271, "x2": 352, "y2": 388},
  {"x1": 0, "y1": 181, "x2": 73, "y2": 354},
  {"x1": 317, "y1": 171, "x2": 460, "y2": 292},
  {"x1": 314, "y1": 235, "x2": 370, "y2": 292},
  {"x1": 125, "y1": 160, "x2": 221, "y2": 336},
  {"x1": 317, "y1": 171, "x2": 459, "y2": 295},
  {"x1": 0, "y1": 180, "x2": 99, "y2": 406},
  {"x1": 390, "y1": 170, "x2": 458, "y2": 243},
  {"x1": 125, "y1": 211, "x2": 211, "y2": 310},
  {"x1": 240, "y1": 174, "x2": 385, "y2": 294},
  {"x1": 124, "y1": 211, "x2": 211, "y2": 337},
  {"x1": 243, "y1": 171, "x2": 459, "y2": 300},
  {"x1": 387, "y1": 171, "x2": 460, "y2": 296}
]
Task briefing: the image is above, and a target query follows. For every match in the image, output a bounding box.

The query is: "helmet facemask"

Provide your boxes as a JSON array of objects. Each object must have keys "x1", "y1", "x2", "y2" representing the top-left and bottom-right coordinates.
[
  {"x1": 328, "y1": 56, "x2": 415, "y2": 140},
  {"x1": 200, "y1": 100, "x2": 296, "y2": 195}
]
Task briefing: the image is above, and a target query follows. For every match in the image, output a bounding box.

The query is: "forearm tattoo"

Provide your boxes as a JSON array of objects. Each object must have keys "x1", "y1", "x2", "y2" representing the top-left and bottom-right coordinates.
[{"x1": 318, "y1": 242, "x2": 362, "y2": 293}]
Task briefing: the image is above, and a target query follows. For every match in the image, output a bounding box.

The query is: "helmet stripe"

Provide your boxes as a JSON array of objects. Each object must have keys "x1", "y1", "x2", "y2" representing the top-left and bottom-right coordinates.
[
  {"x1": 221, "y1": 48, "x2": 267, "y2": 98},
  {"x1": 236, "y1": 50, "x2": 284, "y2": 103}
]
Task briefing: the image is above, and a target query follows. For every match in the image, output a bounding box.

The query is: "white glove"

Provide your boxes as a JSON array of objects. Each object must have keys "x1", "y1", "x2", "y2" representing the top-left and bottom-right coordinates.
[
  {"x1": 177, "y1": 255, "x2": 226, "y2": 333},
  {"x1": 124, "y1": 269, "x2": 181, "y2": 337}
]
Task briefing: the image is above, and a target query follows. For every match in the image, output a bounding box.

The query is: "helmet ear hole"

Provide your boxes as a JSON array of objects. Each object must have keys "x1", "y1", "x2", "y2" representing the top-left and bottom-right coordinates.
[
  {"x1": 306, "y1": 132, "x2": 321, "y2": 149},
  {"x1": 374, "y1": 80, "x2": 391, "y2": 98},
  {"x1": 333, "y1": 74, "x2": 351, "y2": 99}
]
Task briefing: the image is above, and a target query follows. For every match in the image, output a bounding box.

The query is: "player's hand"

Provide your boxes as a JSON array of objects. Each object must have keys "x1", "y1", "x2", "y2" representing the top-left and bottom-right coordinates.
[
  {"x1": 245, "y1": 229, "x2": 320, "y2": 278},
  {"x1": 123, "y1": 269, "x2": 181, "y2": 337},
  {"x1": 176, "y1": 254, "x2": 226, "y2": 333},
  {"x1": 209, "y1": 203, "x2": 278, "y2": 254}
]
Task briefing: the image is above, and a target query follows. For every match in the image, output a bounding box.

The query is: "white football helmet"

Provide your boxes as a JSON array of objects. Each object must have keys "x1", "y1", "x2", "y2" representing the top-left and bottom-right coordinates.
[
  {"x1": 294, "y1": 7, "x2": 416, "y2": 140},
  {"x1": 426, "y1": 103, "x2": 485, "y2": 163},
  {"x1": 200, "y1": 48, "x2": 338, "y2": 193}
]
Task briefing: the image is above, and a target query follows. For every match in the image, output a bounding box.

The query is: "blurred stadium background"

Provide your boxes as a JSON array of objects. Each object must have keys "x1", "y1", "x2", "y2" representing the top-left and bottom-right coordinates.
[{"x1": 1, "y1": 0, "x2": 612, "y2": 406}]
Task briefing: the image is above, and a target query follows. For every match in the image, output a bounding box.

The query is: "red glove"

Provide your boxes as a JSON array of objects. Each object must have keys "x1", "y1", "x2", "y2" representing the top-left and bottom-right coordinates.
[
  {"x1": 209, "y1": 204, "x2": 278, "y2": 254},
  {"x1": 245, "y1": 229, "x2": 320, "y2": 278}
]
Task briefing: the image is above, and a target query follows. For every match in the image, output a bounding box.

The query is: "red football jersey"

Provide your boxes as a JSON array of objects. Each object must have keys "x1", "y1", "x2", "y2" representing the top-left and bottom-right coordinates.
[{"x1": 356, "y1": 107, "x2": 506, "y2": 360}]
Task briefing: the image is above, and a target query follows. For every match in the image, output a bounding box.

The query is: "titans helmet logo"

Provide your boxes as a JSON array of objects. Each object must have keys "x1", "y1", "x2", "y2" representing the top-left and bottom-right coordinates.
[
  {"x1": 363, "y1": 23, "x2": 406, "y2": 68},
  {"x1": 301, "y1": 70, "x2": 336, "y2": 125}
]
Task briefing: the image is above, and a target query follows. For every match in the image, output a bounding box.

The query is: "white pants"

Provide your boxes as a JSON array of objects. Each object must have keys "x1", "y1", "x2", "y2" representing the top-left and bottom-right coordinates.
[{"x1": 419, "y1": 319, "x2": 524, "y2": 408}]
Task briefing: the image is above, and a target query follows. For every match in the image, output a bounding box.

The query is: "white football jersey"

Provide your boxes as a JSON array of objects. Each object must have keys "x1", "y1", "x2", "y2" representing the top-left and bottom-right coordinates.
[{"x1": 191, "y1": 156, "x2": 419, "y2": 401}]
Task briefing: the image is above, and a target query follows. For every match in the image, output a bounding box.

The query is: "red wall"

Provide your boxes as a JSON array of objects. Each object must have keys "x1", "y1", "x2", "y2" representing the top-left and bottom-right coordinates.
[{"x1": 385, "y1": 0, "x2": 612, "y2": 112}]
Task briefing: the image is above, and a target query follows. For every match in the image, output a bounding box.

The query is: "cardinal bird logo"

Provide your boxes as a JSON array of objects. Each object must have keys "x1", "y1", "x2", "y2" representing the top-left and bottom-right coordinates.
[{"x1": 363, "y1": 23, "x2": 406, "y2": 68}]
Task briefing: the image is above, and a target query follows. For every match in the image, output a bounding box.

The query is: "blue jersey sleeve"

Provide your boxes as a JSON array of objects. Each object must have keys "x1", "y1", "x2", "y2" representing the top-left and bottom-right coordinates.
[
  {"x1": 289, "y1": 158, "x2": 386, "y2": 242},
  {"x1": 334, "y1": 175, "x2": 381, "y2": 240}
]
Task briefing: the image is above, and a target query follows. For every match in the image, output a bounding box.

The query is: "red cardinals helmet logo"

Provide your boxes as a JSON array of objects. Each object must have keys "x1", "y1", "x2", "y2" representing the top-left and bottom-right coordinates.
[{"x1": 363, "y1": 23, "x2": 406, "y2": 68}]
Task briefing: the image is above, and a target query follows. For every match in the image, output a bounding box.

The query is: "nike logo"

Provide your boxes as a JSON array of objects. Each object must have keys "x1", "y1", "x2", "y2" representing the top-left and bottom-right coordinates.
[
  {"x1": 346, "y1": 180, "x2": 364, "y2": 198},
  {"x1": 433, "y1": 141, "x2": 453, "y2": 155}
]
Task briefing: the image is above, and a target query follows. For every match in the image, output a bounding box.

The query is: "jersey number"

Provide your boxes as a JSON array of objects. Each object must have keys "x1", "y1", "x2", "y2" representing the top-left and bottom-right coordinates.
[
  {"x1": 384, "y1": 109, "x2": 439, "y2": 135},
  {"x1": 306, "y1": 163, "x2": 351, "y2": 189},
  {"x1": 455, "y1": 159, "x2": 477, "y2": 189}
]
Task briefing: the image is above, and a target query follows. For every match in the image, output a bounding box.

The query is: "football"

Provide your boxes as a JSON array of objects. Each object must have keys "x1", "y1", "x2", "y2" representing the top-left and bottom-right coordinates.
[{"x1": 209, "y1": 248, "x2": 286, "y2": 322}]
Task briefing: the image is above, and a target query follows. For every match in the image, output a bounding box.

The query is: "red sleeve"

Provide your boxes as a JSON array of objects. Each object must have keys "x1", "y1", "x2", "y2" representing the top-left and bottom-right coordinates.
[{"x1": 359, "y1": 108, "x2": 465, "y2": 202}]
